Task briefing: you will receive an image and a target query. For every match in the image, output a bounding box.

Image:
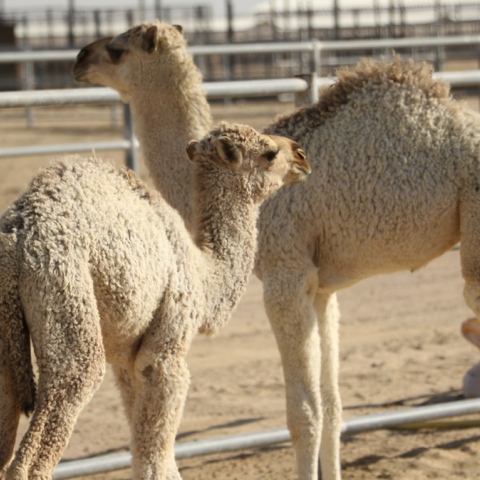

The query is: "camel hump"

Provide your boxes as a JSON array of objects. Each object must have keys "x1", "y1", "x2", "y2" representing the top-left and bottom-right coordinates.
[
  {"x1": 320, "y1": 56, "x2": 452, "y2": 117},
  {"x1": 0, "y1": 233, "x2": 36, "y2": 416}
]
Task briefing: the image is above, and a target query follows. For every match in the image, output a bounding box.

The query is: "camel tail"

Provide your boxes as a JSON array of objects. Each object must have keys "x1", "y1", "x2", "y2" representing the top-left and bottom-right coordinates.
[{"x1": 0, "y1": 233, "x2": 36, "y2": 416}]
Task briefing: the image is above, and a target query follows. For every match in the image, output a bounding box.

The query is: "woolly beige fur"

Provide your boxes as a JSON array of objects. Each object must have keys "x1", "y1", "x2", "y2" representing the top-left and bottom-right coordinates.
[
  {"x1": 73, "y1": 21, "x2": 480, "y2": 480},
  {"x1": 0, "y1": 122, "x2": 310, "y2": 479}
]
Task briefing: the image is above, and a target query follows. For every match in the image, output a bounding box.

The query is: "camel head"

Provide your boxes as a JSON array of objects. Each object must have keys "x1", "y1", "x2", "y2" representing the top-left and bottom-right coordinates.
[
  {"x1": 72, "y1": 20, "x2": 187, "y2": 102},
  {"x1": 186, "y1": 122, "x2": 311, "y2": 202}
]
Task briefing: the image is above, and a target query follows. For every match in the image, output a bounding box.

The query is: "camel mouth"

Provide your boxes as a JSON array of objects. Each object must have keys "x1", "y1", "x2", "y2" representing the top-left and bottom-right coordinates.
[
  {"x1": 293, "y1": 162, "x2": 312, "y2": 179},
  {"x1": 285, "y1": 164, "x2": 311, "y2": 185},
  {"x1": 72, "y1": 67, "x2": 90, "y2": 83}
]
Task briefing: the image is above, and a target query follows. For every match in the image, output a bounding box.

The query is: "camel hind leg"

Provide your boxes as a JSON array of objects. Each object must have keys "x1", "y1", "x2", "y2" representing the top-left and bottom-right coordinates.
[
  {"x1": 113, "y1": 365, "x2": 181, "y2": 480},
  {"x1": 0, "y1": 233, "x2": 35, "y2": 476},
  {"x1": 0, "y1": 336, "x2": 21, "y2": 477},
  {"x1": 7, "y1": 272, "x2": 105, "y2": 479}
]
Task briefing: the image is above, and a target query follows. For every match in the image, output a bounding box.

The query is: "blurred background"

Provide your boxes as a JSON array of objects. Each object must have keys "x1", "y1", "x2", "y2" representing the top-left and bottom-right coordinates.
[{"x1": 0, "y1": 0, "x2": 479, "y2": 89}]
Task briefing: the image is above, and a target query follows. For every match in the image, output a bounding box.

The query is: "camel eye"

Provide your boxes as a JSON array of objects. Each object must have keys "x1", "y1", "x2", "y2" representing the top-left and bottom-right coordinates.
[
  {"x1": 107, "y1": 46, "x2": 124, "y2": 63},
  {"x1": 264, "y1": 150, "x2": 278, "y2": 162}
]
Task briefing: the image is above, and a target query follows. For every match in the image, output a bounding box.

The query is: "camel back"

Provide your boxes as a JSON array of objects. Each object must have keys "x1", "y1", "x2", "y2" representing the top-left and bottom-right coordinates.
[{"x1": 265, "y1": 57, "x2": 453, "y2": 133}]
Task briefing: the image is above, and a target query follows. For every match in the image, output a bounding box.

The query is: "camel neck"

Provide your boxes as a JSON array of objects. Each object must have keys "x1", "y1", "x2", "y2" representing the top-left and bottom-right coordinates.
[
  {"x1": 129, "y1": 77, "x2": 212, "y2": 230},
  {"x1": 194, "y1": 178, "x2": 260, "y2": 333}
]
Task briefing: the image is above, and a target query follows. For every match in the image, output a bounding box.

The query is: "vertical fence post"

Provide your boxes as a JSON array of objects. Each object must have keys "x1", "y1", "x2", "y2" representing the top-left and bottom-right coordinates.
[
  {"x1": 123, "y1": 104, "x2": 138, "y2": 173},
  {"x1": 294, "y1": 72, "x2": 318, "y2": 107},
  {"x1": 312, "y1": 40, "x2": 322, "y2": 77},
  {"x1": 22, "y1": 59, "x2": 35, "y2": 128}
]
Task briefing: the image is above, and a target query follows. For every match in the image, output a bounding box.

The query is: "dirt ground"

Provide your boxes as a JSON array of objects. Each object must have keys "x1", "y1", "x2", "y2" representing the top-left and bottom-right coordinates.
[{"x1": 3, "y1": 90, "x2": 480, "y2": 479}]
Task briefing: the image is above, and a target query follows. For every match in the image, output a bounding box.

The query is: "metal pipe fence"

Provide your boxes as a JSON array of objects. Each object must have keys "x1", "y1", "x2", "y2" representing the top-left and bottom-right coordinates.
[
  {"x1": 2, "y1": 33, "x2": 480, "y2": 71},
  {"x1": 0, "y1": 69, "x2": 479, "y2": 170},
  {"x1": 0, "y1": 77, "x2": 314, "y2": 171},
  {"x1": 0, "y1": 34, "x2": 479, "y2": 169},
  {"x1": 52, "y1": 398, "x2": 480, "y2": 479}
]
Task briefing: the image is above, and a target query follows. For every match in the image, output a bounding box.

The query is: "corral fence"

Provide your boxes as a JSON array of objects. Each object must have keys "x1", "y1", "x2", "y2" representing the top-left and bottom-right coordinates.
[
  {"x1": 1, "y1": 36, "x2": 480, "y2": 478},
  {"x1": 52, "y1": 398, "x2": 480, "y2": 479},
  {"x1": 1, "y1": 34, "x2": 480, "y2": 172}
]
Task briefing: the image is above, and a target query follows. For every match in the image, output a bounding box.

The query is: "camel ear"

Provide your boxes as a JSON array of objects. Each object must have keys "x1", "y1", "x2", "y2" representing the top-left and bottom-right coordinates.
[
  {"x1": 173, "y1": 25, "x2": 183, "y2": 35},
  {"x1": 142, "y1": 25, "x2": 159, "y2": 53},
  {"x1": 186, "y1": 140, "x2": 199, "y2": 163},
  {"x1": 215, "y1": 136, "x2": 242, "y2": 166}
]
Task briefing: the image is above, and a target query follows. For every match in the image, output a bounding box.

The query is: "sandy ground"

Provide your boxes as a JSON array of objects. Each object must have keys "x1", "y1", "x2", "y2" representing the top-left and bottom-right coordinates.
[{"x1": 2, "y1": 94, "x2": 480, "y2": 480}]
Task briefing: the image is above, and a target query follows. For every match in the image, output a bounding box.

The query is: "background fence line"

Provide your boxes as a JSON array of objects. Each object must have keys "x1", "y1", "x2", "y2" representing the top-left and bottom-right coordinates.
[{"x1": 0, "y1": 67, "x2": 479, "y2": 170}]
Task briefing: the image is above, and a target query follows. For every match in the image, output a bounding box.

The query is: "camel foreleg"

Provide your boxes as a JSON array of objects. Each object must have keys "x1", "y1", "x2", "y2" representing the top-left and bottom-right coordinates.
[
  {"x1": 130, "y1": 320, "x2": 193, "y2": 480},
  {"x1": 315, "y1": 292, "x2": 342, "y2": 480},
  {"x1": 263, "y1": 266, "x2": 331, "y2": 480}
]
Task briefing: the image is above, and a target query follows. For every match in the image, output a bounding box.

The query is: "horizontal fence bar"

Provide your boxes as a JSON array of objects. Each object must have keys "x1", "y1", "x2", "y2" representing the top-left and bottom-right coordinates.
[
  {"x1": 52, "y1": 398, "x2": 480, "y2": 479},
  {"x1": 433, "y1": 70, "x2": 480, "y2": 88},
  {"x1": 319, "y1": 34, "x2": 480, "y2": 52},
  {"x1": 0, "y1": 78, "x2": 310, "y2": 108},
  {"x1": 1, "y1": 34, "x2": 480, "y2": 64},
  {"x1": 0, "y1": 87, "x2": 120, "y2": 107},
  {"x1": 204, "y1": 77, "x2": 308, "y2": 97},
  {"x1": 0, "y1": 70, "x2": 478, "y2": 110},
  {"x1": 341, "y1": 397, "x2": 480, "y2": 435},
  {"x1": 0, "y1": 70, "x2": 477, "y2": 160},
  {"x1": 0, "y1": 140, "x2": 137, "y2": 158}
]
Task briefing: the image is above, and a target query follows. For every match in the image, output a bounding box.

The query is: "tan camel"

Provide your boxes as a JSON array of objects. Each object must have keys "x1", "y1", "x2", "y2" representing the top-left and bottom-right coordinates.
[
  {"x1": 0, "y1": 123, "x2": 310, "y2": 479},
  {"x1": 74, "y1": 21, "x2": 480, "y2": 480},
  {"x1": 73, "y1": 22, "x2": 211, "y2": 230}
]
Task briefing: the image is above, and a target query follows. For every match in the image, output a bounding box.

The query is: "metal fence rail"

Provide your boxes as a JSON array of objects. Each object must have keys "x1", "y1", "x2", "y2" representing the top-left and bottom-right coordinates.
[
  {"x1": 2, "y1": 33, "x2": 480, "y2": 72},
  {"x1": 0, "y1": 77, "x2": 313, "y2": 171},
  {"x1": 0, "y1": 69, "x2": 479, "y2": 169},
  {"x1": 52, "y1": 398, "x2": 480, "y2": 479},
  {"x1": 0, "y1": 33, "x2": 479, "y2": 168}
]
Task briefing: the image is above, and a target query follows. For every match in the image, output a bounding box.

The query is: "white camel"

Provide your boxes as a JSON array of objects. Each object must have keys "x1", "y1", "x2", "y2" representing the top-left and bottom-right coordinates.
[
  {"x1": 74, "y1": 21, "x2": 480, "y2": 480},
  {"x1": 0, "y1": 122, "x2": 310, "y2": 479}
]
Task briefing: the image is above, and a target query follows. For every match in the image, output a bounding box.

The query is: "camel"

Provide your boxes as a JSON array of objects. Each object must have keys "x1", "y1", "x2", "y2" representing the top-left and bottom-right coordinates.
[
  {"x1": 73, "y1": 22, "x2": 212, "y2": 230},
  {"x1": 74, "y1": 21, "x2": 480, "y2": 480},
  {"x1": 0, "y1": 122, "x2": 310, "y2": 479}
]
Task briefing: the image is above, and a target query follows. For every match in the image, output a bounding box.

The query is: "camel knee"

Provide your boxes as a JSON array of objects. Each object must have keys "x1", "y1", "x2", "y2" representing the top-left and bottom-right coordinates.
[
  {"x1": 263, "y1": 269, "x2": 318, "y2": 335},
  {"x1": 286, "y1": 387, "x2": 322, "y2": 439}
]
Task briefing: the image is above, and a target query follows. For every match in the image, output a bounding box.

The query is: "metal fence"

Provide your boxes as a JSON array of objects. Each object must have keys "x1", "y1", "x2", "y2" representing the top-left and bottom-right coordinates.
[
  {"x1": 2, "y1": 33, "x2": 480, "y2": 83},
  {"x1": 0, "y1": 68, "x2": 479, "y2": 172},
  {"x1": 0, "y1": 34, "x2": 480, "y2": 170},
  {"x1": 52, "y1": 398, "x2": 480, "y2": 479}
]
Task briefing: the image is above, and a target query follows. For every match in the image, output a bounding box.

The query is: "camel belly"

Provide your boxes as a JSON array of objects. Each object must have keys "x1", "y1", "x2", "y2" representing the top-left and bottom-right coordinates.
[{"x1": 316, "y1": 206, "x2": 460, "y2": 292}]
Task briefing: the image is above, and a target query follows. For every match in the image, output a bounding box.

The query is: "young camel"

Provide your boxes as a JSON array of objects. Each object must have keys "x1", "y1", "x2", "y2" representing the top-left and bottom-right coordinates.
[
  {"x1": 74, "y1": 21, "x2": 480, "y2": 480},
  {"x1": 0, "y1": 122, "x2": 310, "y2": 479}
]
